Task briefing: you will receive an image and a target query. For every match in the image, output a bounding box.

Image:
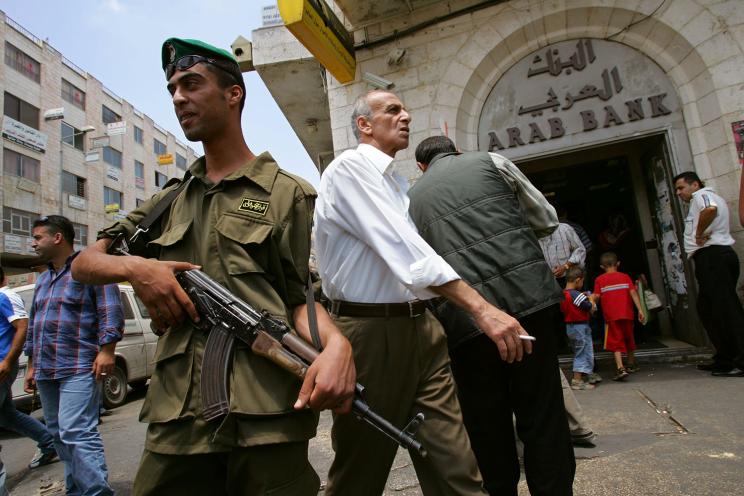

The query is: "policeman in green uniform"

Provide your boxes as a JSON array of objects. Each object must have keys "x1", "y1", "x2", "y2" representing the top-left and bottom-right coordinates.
[{"x1": 72, "y1": 38, "x2": 355, "y2": 495}]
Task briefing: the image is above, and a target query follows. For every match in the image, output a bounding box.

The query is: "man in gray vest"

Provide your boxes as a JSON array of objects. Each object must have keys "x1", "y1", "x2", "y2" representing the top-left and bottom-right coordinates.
[{"x1": 408, "y1": 136, "x2": 575, "y2": 496}]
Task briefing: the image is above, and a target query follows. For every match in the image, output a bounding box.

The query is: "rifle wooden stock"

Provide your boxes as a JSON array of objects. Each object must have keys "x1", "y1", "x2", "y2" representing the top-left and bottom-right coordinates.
[{"x1": 251, "y1": 331, "x2": 309, "y2": 378}]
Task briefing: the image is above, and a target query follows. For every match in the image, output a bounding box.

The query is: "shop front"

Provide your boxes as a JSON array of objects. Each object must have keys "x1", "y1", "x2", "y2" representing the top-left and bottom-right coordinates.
[
  {"x1": 477, "y1": 38, "x2": 705, "y2": 348},
  {"x1": 253, "y1": 1, "x2": 744, "y2": 352}
]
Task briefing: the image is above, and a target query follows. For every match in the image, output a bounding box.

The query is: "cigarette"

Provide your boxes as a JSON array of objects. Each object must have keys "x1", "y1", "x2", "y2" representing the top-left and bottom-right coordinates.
[
  {"x1": 519, "y1": 335, "x2": 536, "y2": 341},
  {"x1": 100, "y1": 373, "x2": 107, "y2": 376}
]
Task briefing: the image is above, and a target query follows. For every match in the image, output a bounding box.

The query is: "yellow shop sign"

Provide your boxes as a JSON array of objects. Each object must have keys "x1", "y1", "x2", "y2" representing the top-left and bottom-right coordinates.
[
  {"x1": 157, "y1": 153, "x2": 174, "y2": 165},
  {"x1": 278, "y1": 0, "x2": 355, "y2": 83}
]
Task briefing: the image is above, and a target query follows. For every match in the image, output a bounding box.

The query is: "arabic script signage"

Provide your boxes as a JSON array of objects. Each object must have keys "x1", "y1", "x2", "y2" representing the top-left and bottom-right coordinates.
[
  {"x1": 2, "y1": 116, "x2": 48, "y2": 153},
  {"x1": 2, "y1": 234, "x2": 35, "y2": 255},
  {"x1": 478, "y1": 39, "x2": 682, "y2": 159}
]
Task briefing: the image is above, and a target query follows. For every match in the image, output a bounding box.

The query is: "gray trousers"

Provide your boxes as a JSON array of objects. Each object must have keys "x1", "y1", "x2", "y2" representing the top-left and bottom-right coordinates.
[
  {"x1": 559, "y1": 369, "x2": 592, "y2": 437},
  {"x1": 326, "y1": 311, "x2": 486, "y2": 496}
]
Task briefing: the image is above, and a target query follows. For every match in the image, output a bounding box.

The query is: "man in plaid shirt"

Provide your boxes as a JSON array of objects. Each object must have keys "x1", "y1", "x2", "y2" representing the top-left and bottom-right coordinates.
[{"x1": 24, "y1": 215, "x2": 123, "y2": 496}]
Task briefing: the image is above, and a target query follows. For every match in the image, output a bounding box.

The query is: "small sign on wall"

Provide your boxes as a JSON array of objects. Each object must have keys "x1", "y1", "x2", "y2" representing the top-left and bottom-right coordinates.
[
  {"x1": 106, "y1": 121, "x2": 127, "y2": 136},
  {"x1": 106, "y1": 165, "x2": 121, "y2": 181},
  {"x1": 732, "y1": 120, "x2": 744, "y2": 167},
  {"x1": 3, "y1": 234, "x2": 24, "y2": 254},
  {"x1": 68, "y1": 195, "x2": 86, "y2": 210},
  {"x1": 157, "y1": 153, "x2": 174, "y2": 165}
]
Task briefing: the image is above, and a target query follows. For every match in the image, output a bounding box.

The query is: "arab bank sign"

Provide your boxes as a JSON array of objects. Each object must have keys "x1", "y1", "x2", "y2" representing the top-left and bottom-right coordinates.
[{"x1": 478, "y1": 39, "x2": 681, "y2": 159}]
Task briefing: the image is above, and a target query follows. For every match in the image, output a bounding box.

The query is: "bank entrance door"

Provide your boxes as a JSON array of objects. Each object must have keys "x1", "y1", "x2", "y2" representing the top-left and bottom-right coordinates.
[
  {"x1": 639, "y1": 136, "x2": 701, "y2": 345},
  {"x1": 518, "y1": 133, "x2": 704, "y2": 348}
]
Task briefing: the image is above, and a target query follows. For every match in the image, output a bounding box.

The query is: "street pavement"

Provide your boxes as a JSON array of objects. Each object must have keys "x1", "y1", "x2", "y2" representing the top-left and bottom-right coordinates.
[{"x1": 3, "y1": 360, "x2": 743, "y2": 495}]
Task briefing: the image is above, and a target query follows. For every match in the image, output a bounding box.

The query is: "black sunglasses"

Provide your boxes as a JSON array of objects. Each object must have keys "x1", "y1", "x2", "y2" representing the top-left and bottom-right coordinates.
[
  {"x1": 165, "y1": 54, "x2": 238, "y2": 81},
  {"x1": 34, "y1": 215, "x2": 71, "y2": 233}
]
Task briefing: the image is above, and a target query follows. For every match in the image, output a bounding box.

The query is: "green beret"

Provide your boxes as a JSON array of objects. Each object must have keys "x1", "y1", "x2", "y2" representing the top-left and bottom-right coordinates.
[
  {"x1": 161, "y1": 37, "x2": 238, "y2": 72},
  {"x1": 161, "y1": 37, "x2": 246, "y2": 109}
]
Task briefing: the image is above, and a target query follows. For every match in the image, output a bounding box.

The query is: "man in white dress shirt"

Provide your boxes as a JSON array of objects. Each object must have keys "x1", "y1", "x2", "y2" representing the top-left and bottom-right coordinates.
[
  {"x1": 314, "y1": 89, "x2": 533, "y2": 495},
  {"x1": 674, "y1": 171, "x2": 744, "y2": 377}
]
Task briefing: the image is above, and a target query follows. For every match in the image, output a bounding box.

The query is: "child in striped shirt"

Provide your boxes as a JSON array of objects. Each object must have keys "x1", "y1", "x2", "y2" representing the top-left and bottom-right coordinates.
[{"x1": 560, "y1": 266, "x2": 600, "y2": 389}]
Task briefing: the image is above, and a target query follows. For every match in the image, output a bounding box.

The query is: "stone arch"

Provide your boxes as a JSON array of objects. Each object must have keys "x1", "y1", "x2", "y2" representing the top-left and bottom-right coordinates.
[{"x1": 433, "y1": 4, "x2": 727, "y2": 180}]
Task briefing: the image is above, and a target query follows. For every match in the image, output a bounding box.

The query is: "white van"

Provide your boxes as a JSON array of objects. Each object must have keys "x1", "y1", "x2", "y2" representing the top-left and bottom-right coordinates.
[{"x1": 11, "y1": 283, "x2": 156, "y2": 410}]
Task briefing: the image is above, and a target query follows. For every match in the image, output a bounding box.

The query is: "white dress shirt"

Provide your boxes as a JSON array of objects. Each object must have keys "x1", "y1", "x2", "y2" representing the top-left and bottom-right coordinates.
[
  {"x1": 683, "y1": 186, "x2": 735, "y2": 258},
  {"x1": 314, "y1": 144, "x2": 460, "y2": 303}
]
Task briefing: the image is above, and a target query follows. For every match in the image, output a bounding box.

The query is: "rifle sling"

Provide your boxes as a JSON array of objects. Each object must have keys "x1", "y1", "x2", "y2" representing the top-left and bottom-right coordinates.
[
  {"x1": 306, "y1": 275, "x2": 323, "y2": 352},
  {"x1": 132, "y1": 172, "x2": 193, "y2": 240}
]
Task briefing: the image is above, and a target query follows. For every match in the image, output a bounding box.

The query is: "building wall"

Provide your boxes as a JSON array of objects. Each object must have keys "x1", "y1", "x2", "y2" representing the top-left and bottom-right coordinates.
[
  {"x1": 323, "y1": 0, "x2": 744, "y2": 280},
  {"x1": 326, "y1": 0, "x2": 744, "y2": 196},
  {"x1": 0, "y1": 11, "x2": 197, "y2": 270}
]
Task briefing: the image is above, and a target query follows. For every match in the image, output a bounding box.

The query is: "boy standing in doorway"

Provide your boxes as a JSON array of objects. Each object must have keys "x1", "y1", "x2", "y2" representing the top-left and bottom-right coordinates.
[
  {"x1": 594, "y1": 252, "x2": 646, "y2": 381},
  {"x1": 561, "y1": 266, "x2": 599, "y2": 389}
]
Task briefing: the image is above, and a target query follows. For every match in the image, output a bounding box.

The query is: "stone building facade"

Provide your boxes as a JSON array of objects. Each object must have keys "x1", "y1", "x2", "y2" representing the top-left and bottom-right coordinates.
[
  {"x1": 0, "y1": 11, "x2": 197, "y2": 283},
  {"x1": 253, "y1": 0, "x2": 744, "y2": 349}
]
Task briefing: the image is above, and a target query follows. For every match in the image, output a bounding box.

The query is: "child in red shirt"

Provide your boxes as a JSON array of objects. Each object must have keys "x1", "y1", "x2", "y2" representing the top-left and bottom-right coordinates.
[{"x1": 594, "y1": 252, "x2": 646, "y2": 381}]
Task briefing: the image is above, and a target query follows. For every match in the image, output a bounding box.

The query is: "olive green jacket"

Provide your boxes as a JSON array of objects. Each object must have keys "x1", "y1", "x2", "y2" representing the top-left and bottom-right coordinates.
[{"x1": 100, "y1": 153, "x2": 318, "y2": 453}]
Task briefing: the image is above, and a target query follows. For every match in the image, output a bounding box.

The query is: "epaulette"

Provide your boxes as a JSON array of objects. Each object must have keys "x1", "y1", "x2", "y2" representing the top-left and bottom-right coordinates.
[{"x1": 278, "y1": 169, "x2": 318, "y2": 198}]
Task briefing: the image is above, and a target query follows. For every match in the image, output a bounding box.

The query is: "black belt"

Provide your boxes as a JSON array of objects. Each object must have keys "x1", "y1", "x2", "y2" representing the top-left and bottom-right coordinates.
[
  {"x1": 692, "y1": 244, "x2": 733, "y2": 259},
  {"x1": 326, "y1": 300, "x2": 427, "y2": 318}
]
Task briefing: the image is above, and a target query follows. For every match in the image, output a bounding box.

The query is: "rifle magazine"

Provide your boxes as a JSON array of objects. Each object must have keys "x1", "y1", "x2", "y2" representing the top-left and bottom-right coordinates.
[{"x1": 201, "y1": 324, "x2": 236, "y2": 421}]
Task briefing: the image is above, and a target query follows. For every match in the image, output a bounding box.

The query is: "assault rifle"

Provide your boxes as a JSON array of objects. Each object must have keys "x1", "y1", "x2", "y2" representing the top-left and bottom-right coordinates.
[{"x1": 108, "y1": 234, "x2": 427, "y2": 457}]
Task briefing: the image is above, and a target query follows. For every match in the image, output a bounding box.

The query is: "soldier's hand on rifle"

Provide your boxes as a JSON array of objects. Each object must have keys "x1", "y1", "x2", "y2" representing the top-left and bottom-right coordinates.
[
  {"x1": 128, "y1": 258, "x2": 201, "y2": 330},
  {"x1": 72, "y1": 238, "x2": 199, "y2": 331},
  {"x1": 294, "y1": 331, "x2": 355, "y2": 414},
  {"x1": 292, "y1": 303, "x2": 356, "y2": 414}
]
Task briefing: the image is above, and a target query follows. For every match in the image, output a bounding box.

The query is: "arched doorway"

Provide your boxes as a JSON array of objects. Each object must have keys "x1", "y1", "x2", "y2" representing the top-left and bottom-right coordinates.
[{"x1": 475, "y1": 39, "x2": 703, "y2": 348}]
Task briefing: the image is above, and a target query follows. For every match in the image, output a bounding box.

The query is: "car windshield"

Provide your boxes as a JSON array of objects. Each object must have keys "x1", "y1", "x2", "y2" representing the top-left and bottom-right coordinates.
[{"x1": 133, "y1": 294, "x2": 150, "y2": 318}]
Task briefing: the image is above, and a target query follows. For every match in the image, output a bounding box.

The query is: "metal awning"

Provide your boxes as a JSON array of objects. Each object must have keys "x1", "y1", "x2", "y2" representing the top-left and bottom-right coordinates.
[{"x1": 252, "y1": 25, "x2": 333, "y2": 170}]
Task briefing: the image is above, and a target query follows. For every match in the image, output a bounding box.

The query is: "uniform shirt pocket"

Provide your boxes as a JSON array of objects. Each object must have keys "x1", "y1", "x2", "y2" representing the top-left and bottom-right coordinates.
[
  {"x1": 215, "y1": 213, "x2": 274, "y2": 276},
  {"x1": 148, "y1": 220, "x2": 193, "y2": 249},
  {"x1": 141, "y1": 325, "x2": 194, "y2": 423}
]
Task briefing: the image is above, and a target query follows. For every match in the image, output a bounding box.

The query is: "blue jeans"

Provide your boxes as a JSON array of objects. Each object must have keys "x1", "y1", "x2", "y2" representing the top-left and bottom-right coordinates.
[
  {"x1": 37, "y1": 372, "x2": 112, "y2": 496},
  {"x1": 0, "y1": 448, "x2": 7, "y2": 496},
  {"x1": 566, "y1": 323, "x2": 594, "y2": 374},
  {"x1": 0, "y1": 362, "x2": 55, "y2": 454}
]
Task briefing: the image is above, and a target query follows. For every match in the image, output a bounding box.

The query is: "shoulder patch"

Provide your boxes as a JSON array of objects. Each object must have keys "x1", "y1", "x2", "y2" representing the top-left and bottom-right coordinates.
[{"x1": 239, "y1": 198, "x2": 269, "y2": 216}]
